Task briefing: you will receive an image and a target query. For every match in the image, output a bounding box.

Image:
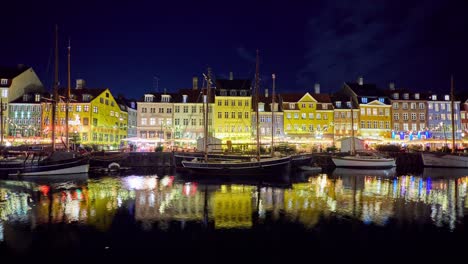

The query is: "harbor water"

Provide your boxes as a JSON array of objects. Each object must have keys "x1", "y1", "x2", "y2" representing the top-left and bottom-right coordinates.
[{"x1": 0, "y1": 167, "x2": 467, "y2": 263}]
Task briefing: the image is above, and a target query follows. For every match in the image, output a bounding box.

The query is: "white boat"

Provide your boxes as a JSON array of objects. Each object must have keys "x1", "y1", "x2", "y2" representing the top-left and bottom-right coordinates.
[
  {"x1": 421, "y1": 153, "x2": 468, "y2": 168},
  {"x1": 332, "y1": 154, "x2": 396, "y2": 169},
  {"x1": 331, "y1": 96, "x2": 395, "y2": 169}
]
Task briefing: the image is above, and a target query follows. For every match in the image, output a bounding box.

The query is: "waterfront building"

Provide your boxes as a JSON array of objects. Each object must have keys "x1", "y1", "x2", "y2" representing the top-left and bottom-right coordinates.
[
  {"x1": 7, "y1": 92, "x2": 46, "y2": 139},
  {"x1": 385, "y1": 84, "x2": 428, "y2": 141},
  {"x1": 461, "y1": 99, "x2": 468, "y2": 141},
  {"x1": 426, "y1": 93, "x2": 462, "y2": 141},
  {"x1": 118, "y1": 98, "x2": 138, "y2": 139},
  {"x1": 42, "y1": 82, "x2": 128, "y2": 149},
  {"x1": 173, "y1": 88, "x2": 206, "y2": 149},
  {"x1": 256, "y1": 90, "x2": 284, "y2": 146},
  {"x1": 137, "y1": 92, "x2": 175, "y2": 149},
  {"x1": 0, "y1": 65, "x2": 44, "y2": 139},
  {"x1": 337, "y1": 77, "x2": 392, "y2": 140},
  {"x1": 331, "y1": 95, "x2": 359, "y2": 142},
  {"x1": 280, "y1": 88, "x2": 334, "y2": 147},
  {"x1": 213, "y1": 79, "x2": 252, "y2": 146}
]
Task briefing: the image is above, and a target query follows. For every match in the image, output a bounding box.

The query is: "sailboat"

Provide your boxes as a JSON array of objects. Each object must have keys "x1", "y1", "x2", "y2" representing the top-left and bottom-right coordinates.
[
  {"x1": 181, "y1": 52, "x2": 291, "y2": 175},
  {"x1": 421, "y1": 76, "x2": 468, "y2": 168},
  {"x1": 0, "y1": 26, "x2": 89, "y2": 177},
  {"x1": 331, "y1": 97, "x2": 396, "y2": 169}
]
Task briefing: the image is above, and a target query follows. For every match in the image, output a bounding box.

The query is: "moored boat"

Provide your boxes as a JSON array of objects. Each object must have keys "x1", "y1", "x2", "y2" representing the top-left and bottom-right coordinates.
[
  {"x1": 421, "y1": 152, "x2": 468, "y2": 168},
  {"x1": 332, "y1": 154, "x2": 396, "y2": 169}
]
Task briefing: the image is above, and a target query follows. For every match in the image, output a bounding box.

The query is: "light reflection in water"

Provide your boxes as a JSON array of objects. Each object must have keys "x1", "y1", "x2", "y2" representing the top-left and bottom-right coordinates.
[{"x1": 0, "y1": 172, "x2": 467, "y2": 237}]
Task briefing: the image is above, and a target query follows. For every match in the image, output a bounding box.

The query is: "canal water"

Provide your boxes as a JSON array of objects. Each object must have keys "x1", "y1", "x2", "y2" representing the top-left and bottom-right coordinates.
[{"x1": 0, "y1": 168, "x2": 467, "y2": 263}]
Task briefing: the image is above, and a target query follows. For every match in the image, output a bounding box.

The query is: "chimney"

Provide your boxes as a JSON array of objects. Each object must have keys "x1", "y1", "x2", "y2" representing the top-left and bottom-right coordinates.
[
  {"x1": 265, "y1": 88, "x2": 269, "y2": 98},
  {"x1": 229, "y1": 72, "x2": 233, "y2": 80},
  {"x1": 314, "y1": 83, "x2": 320, "y2": 94},
  {"x1": 76, "y1": 79, "x2": 86, "y2": 89},
  {"x1": 358, "y1": 76, "x2": 364, "y2": 85},
  {"x1": 389, "y1": 82, "x2": 395, "y2": 90},
  {"x1": 192, "y1": 77, "x2": 198, "y2": 90}
]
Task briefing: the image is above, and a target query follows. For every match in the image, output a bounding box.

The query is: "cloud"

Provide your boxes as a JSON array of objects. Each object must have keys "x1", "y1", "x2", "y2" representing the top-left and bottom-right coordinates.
[
  {"x1": 296, "y1": 0, "x2": 465, "y2": 92},
  {"x1": 236, "y1": 46, "x2": 256, "y2": 63}
]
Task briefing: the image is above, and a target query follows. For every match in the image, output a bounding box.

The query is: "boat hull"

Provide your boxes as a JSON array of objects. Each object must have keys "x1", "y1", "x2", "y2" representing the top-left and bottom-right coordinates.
[
  {"x1": 2, "y1": 156, "x2": 90, "y2": 176},
  {"x1": 181, "y1": 156, "x2": 291, "y2": 175},
  {"x1": 291, "y1": 154, "x2": 313, "y2": 168},
  {"x1": 332, "y1": 156, "x2": 396, "y2": 169},
  {"x1": 421, "y1": 153, "x2": 468, "y2": 168}
]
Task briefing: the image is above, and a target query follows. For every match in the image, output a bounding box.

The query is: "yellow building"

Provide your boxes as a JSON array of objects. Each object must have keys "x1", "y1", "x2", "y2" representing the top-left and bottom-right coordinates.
[
  {"x1": 281, "y1": 92, "x2": 334, "y2": 146},
  {"x1": 213, "y1": 79, "x2": 252, "y2": 145},
  {"x1": 338, "y1": 78, "x2": 392, "y2": 140},
  {"x1": 42, "y1": 87, "x2": 128, "y2": 149}
]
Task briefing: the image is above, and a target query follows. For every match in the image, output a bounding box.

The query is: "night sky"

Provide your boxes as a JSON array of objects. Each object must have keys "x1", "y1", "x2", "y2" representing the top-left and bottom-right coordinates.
[{"x1": 2, "y1": 0, "x2": 468, "y2": 99}]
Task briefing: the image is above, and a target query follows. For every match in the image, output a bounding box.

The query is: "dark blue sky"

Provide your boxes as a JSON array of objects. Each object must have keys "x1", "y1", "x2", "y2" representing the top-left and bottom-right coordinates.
[{"x1": 2, "y1": 0, "x2": 468, "y2": 99}]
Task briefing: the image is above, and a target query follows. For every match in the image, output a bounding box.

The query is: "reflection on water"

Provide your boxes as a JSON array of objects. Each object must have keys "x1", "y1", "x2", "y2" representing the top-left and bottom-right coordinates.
[{"x1": 1, "y1": 170, "x2": 468, "y2": 249}]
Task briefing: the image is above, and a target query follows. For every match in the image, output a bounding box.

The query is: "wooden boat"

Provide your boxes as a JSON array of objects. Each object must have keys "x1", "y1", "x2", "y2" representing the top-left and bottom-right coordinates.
[{"x1": 182, "y1": 55, "x2": 292, "y2": 175}]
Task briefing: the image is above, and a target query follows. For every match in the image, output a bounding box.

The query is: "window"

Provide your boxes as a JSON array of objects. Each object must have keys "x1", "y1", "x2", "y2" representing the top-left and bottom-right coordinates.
[
  {"x1": 231, "y1": 100, "x2": 235, "y2": 106},
  {"x1": 294, "y1": 113, "x2": 299, "y2": 119},
  {"x1": 289, "y1": 103, "x2": 295, "y2": 109},
  {"x1": 411, "y1": 123, "x2": 417, "y2": 131},
  {"x1": 224, "y1": 100, "x2": 229, "y2": 106},
  {"x1": 141, "y1": 118, "x2": 147, "y2": 125},
  {"x1": 238, "y1": 112, "x2": 242, "y2": 118},
  {"x1": 100, "y1": 98, "x2": 104, "y2": 104},
  {"x1": 385, "y1": 109, "x2": 390, "y2": 116},
  {"x1": 367, "y1": 108, "x2": 371, "y2": 115},
  {"x1": 316, "y1": 113, "x2": 321, "y2": 120},
  {"x1": 309, "y1": 113, "x2": 314, "y2": 119},
  {"x1": 444, "y1": 95, "x2": 450, "y2": 101},
  {"x1": 192, "y1": 106, "x2": 196, "y2": 113},
  {"x1": 84, "y1": 105, "x2": 90, "y2": 112},
  {"x1": 245, "y1": 100, "x2": 249, "y2": 106},
  {"x1": 402, "y1": 103, "x2": 408, "y2": 109},
  {"x1": 361, "y1": 97, "x2": 368, "y2": 103},
  {"x1": 301, "y1": 113, "x2": 306, "y2": 119},
  {"x1": 0, "y1": 79, "x2": 7, "y2": 85},
  {"x1": 410, "y1": 103, "x2": 416, "y2": 110},
  {"x1": 175, "y1": 119, "x2": 180, "y2": 125},
  {"x1": 393, "y1": 113, "x2": 399, "y2": 120},
  {"x1": 394, "y1": 123, "x2": 400, "y2": 130},
  {"x1": 76, "y1": 105, "x2": 81, "y2": 112},
  {"x1": 336, "y1": 101, "x2": 342, "y2": 108},
  {"x1": 378, "y1": 98, "x2": 384, "y2": 103},
  {"x1": 403, "y1": 93, "x2": 409, "y2": 100},
  {"x1": 231, "y1": 112, "x2": 235, "y2": 118},
  {"x1": 217, "y1": 100, "x2": 222, "y2": 106},
  {"x1": 183, "y1": 106, "x2": 188, "y2": 113},
  {"x1": 110, "y1": 111, "x2": 114, "y2": 116},
  {"x1": 191, "y1": 119, "x2": 196, "y2": 126},
  {"x1": 93, "y1": 106, "x2": 98, "y2": 113},
  {"x1": 393, "y1": 103, "x2": 399, "y2": 109},
  {"x1": 373, "y1": 108, "x2": 377, "y2": 116},
  {"x1": 225, "y1": 112, "x2": 229, "y2": 118},
  {"x1": 403, "y1": 113, "x2": 408, "y2": 120},
  {"x1": 141, "y1": 107, "x2": 147, "y2": 113},
  {"x1": 158, "y1": 108, "x2": 164, "y2": 113},
  {"x1": 360, "y1": 121, "x2": 365, "y2": 129},
  {"x1": 167, "y1": 108, "x2": 172, "y2": 113},
  {"x1": 361, "y1": 108, "x2": 365, "y2": 115},
  {"x1": 411, "y1": 113, "x2": 417, "y2": 120},
  {"x1": 419, "y1": 103, "x2": 425, "y2": 109},
  {"x1": 245, "y1": 112, "x2": 249, "y2": 119},
  {"x1": 92, "y1": 118, "x2": 98, "y2": 126},
  {"x1": 183, "y1": 119, "x2": 189, "y2": 125},
  {"x1": 218, "y1": 112, "x2": 222, "y2": 118},
  {"x1": 150, "y1": 118, "x2": 156, "y2": 125}
]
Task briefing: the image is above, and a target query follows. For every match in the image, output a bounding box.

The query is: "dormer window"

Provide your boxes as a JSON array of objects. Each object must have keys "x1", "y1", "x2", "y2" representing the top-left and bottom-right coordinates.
[
  {"x1": 258, "y1": 102, "x2": 265, "y2": 112},
  {"x1": 144, "y1": 95, "x2": 153, "y2": 102},
  {"x1": 289, "y1": 103, "x2": 295, "y2": 109},
  {"x1": 0, "y1": 79, "x2": 7, "y2": 85},
  {"x1": 444, "y1": 95, "x2": 450, "y2": 101},
  {"x1": 432, "y1": 95, "x2": 437, "y2": 100},
  {"x1": 23, "y1": 94, "x2": 30, "y2": 101},
  {"x1": 131, "y1": 102, "x2": 136, "y2": 109},
  {"x1": 361, "y1": 97, "x2": 368, "y2": 103},
  {"x1": 35, "y1": 94, "x2": 41, "y2": 102},
  {"x1": 346, "y1": 101, "x2": 352, "y2": 108},
  {"x1": 220, "y1": 90, "x2": 227, "y2": 96},
  {"x1": 393, "y1": 93, "x2": 399, "y2": 100},
  {"x1": 336, "y1": 101, "x2": 341, "y2": 108},
  {"x1": 414, "y1": 93, "x2": 420, "y2": 100},
  {"x1": 378, "y1": 98, "x2": 385, "y2": 103},
  {"x1": 403, "y1": 93, "x2": 409, "y2": 100},
  {"x1": 182, "y1": 94, "x2": 188, "y2": 103},
  {"x1": 203, "y1": 95, "x2": 207, "y2": 103},
  {"x1": 240, "y1": 90, "x2": 247, "y2": 96},
  {"x1": 82, "y1": 94, "x2": 91, "y2": 102},
  {"x1": 322, "y1": 104, "x2": 327, "y2": 109},
  {"x1": 161, "y1": 95, "x2": 170, "y2": 102},
  {"x1": 230, "y1": 90, "x2": 237, "y2": 96}
]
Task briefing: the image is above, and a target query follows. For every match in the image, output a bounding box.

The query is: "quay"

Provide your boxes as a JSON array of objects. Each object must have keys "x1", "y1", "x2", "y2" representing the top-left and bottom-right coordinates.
[{"x1": 93, "y1": 151, "x2": 423, "y2": 171}]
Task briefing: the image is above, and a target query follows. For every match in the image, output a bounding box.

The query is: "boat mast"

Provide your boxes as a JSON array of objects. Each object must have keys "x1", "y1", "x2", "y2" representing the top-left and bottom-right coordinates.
[
  {"x1": 350, "y1": 96, "x2": 356, "y2": 155},
  {"x1": 203, "y1": 68, "x2": 211, "y2": 162},
  {"x1": 255, "y1": 50, "x2": 261, "y2": 162},
  {"x1": 51, "y1": 25, "x2": 59, "y2": 151},
  {"x1": 450, "y1": 75, "x2": 455, "y2": 154},
  {"x1": 271, "y1": 73, "x2": 276, "y2": 157},
  {"x1": 65, "y1": 38, "x2": 71, "y2": 151}
]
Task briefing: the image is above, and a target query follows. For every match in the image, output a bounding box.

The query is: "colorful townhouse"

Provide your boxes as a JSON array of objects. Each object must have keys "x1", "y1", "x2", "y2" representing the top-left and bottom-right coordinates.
[
  {"x1": 280, "y1": 87, "x2": 334, "y2": 145},
  {"x1": 461, "y1": 99, "x2": 468, "y2": 141},
  {"x1": 337, "y1": 77, "x2": 392, "y2": 140},
  {"x1": 330, "y1": 95, "x2": 359, "y2": 142},
  {"x1": 256, "y1": 91, "x2": 284, "y2": 145},
  {"x1": 8, "y1": 92, "x2": 45, "y2": 138},
  {"x1": 426, "y1": 93, "x2": 462, "y2": 140},
  {"x1": 173, "y1": 88, "x2": 207, "y2": 145},
  {"x1": 137, "y1": 93, "x2": 175, "y2": 147},
  {"x1": 0, "y1": 65, "x2": 44, "y2": 139},
  {"x1": 385, "y1": 84, "x2": 428, "y2": 140},
  {"x1": 42, "y1": 84, "x2": 128, "y2": 149},
  {"x1": 213, "y1": 79, "x2": 252, "y2": 145}
]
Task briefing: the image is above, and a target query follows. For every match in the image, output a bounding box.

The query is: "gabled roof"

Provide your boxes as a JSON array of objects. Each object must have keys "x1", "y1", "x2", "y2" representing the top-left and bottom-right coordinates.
[
  {"x1": 139, "y1": 92, "x2": 179, "y2": 103},
  {"x1": 257, "y1": 95, "x2": 280, "y2": 112},
  {"x1": 57, "y1": 88, "x2": 108, "y2": 103},
  {"x1": 330, "y1": 95, "x2": 358, "y2": 109},
  {"x1": 279, "y1": 93, "x2": 304, "y2": 102},
  {"x1": 9, "y1": 92, "x2": 51, "y2": 104},
  {"x1": 0, "y1": 65, "x2": 30, "y2": 79},
  {"x1": 177, "y1": 88, "x2": 206, "y2": 103},
  {"x1": 344, "y1": 82, "x2": 384, "y2": 97}
]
